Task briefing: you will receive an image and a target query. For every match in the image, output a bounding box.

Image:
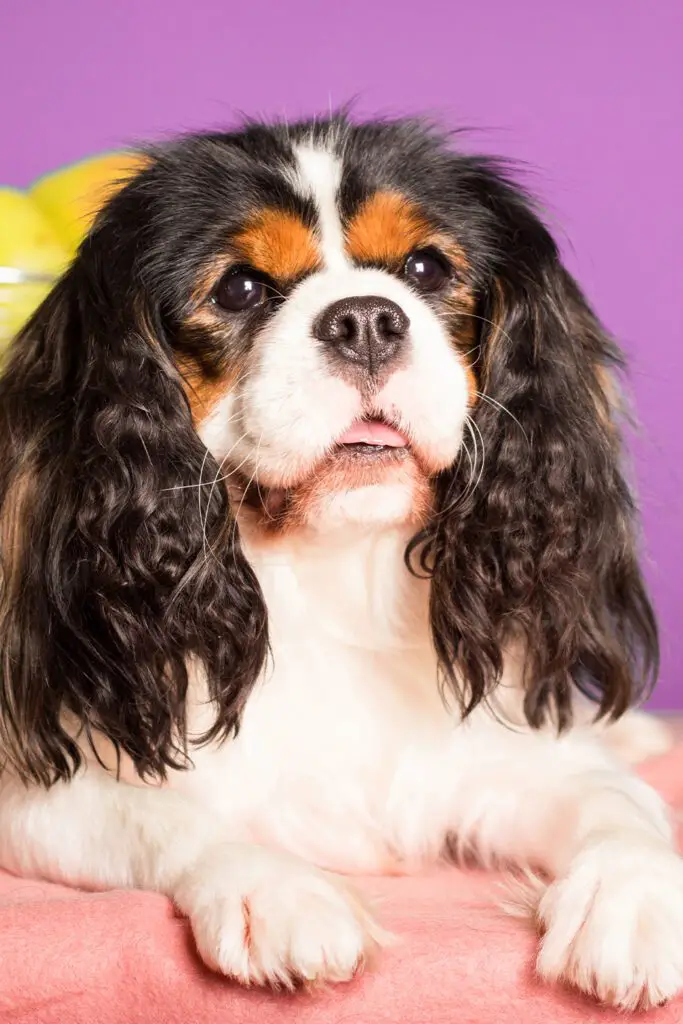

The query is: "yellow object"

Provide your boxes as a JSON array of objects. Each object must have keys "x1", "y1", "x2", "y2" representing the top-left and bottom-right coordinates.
[
  {"x1": 30, "y1": 151, "x2": 146, "y2": 251},
  {"x1": 0, "y1": 151, "x2": 145, "y2": 349},
  {"x1": 0, "y1": 279, "x2": 54, "y2": 343},
  {"x1": 0, "y1": 188, "x2": 70, "y2": 347},
  {"x1": 0, "y1": 187, "x2": 70, "y2": 277}
]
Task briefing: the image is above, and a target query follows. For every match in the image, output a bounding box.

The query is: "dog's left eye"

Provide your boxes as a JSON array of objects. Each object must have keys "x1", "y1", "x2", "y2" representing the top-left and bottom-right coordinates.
[
  {"x1": 212, "y1": 268, "x2": 269, "y2": 312},
  {"x1": 403, "y1": 249, "x2": 450, "y2": 292}
]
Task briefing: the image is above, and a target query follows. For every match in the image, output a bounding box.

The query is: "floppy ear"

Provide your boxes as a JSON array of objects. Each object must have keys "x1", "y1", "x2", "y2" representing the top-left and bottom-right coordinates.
[
  {"x1": 0, "y1": 246, "x2": 267, "y2": 787},
  {"x1": 419, "y1": 172, "x2": 657, "y2": 728}
]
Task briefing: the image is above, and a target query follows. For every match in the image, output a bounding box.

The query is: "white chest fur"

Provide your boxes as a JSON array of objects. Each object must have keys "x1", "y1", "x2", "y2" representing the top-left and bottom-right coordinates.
[{"x1": 171, "y1": 526, "x2": 458, "y2": 873}]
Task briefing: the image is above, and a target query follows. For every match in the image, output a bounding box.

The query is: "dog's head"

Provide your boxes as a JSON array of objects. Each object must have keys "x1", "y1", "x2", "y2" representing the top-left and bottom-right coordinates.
[{"x1": 0, "y1": 116, "x2": 657, "y2": 784}]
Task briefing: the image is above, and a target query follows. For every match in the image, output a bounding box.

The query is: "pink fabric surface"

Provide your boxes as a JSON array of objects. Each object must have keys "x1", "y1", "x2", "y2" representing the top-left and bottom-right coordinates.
[{"x1": 1, "y1": 746, "x2": 682, "y2": 1024}]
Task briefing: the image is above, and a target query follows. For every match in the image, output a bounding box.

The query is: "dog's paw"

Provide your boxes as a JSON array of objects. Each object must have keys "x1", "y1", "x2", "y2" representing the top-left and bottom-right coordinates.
[
  {"x1": 175, "y1": 843, "x2": 388, "y2": 988},
  {"x1": 537, "y1": 838, "x2": 683, "y2": 1009}
]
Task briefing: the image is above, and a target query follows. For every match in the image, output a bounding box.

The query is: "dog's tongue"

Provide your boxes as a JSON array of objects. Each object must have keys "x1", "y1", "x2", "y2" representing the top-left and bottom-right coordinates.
[{"x1": 338, "y1": 418, "x2": 408, "y2": 447}]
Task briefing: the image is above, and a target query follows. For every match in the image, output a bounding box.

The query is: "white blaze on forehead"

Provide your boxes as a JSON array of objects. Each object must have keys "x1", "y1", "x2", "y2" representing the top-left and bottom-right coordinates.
[{"x1": 290, "y1": 143, "x2": 349, "y2": 271}]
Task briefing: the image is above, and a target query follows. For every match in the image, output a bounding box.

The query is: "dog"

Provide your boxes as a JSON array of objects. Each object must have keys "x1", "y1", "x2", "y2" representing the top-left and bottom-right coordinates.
[{"x1": 0, "y1": 115, "x2": 680, "y2": 1010}]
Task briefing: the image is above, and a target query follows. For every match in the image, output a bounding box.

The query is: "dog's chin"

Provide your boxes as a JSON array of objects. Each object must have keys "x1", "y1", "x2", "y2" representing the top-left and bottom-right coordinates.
[{"x1": 233, "y1": 442, "x2": 434, "y2": 534}]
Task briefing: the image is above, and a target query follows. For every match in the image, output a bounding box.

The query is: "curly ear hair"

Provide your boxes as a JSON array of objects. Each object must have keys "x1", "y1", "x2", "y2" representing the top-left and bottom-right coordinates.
[
  {"x1": 413, "y1": 163, "x2": 658, "y2": 729},
  {"x1": 0, "y1": 229, "x2": 268, "y2": 787}
]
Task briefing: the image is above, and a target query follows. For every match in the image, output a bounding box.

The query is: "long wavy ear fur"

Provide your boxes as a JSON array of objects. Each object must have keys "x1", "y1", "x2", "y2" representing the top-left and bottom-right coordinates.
[
  {"x1": 414, "y1": 166, "x2": 658, "y2": 729},
  {"x1": 0, "y1": 245, "x2": 267, "y2": 786}
]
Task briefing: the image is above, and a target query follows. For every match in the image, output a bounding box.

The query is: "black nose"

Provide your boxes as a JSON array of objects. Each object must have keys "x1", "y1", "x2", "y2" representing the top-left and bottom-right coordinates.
[{"x1": 313, "y1": 296, "x2": 409, "y2": 375}]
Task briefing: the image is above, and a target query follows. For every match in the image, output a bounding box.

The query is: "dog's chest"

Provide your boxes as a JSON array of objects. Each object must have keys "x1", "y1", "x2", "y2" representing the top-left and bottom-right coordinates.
[{"x1": 175, "y1": 530, "x2": 457, "y2": 871}]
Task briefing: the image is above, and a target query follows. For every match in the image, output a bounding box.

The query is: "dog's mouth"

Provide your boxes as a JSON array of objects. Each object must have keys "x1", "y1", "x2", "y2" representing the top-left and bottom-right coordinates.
[
  {"x1": 334, "y1": 417, "x2": 409, "y2": 457},
  {"x1": 233, "y1": 416, "x2": 419, "y2": 527}
]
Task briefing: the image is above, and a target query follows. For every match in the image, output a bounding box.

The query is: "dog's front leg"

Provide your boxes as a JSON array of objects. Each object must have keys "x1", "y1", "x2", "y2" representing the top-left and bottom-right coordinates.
[
  {"x1": 443, "y1": 716, "x2": 683, "y2": 1009},
  {"x1": 0, "y1": 770, "x2": 383, "y2": 987}
]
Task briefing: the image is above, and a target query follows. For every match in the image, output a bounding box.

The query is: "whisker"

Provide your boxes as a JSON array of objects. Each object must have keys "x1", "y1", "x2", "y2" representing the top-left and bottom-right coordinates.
[
  {"x1": 163, "y1": 431, "x2": 249, "y2": 492},
  {"x1": 226, "y1": 433, "x2": 265, "y2": 565},
  {"x1": 197, "y1": 445, "x2": 211, "y2": 557},
  {"x1": 201, "y1": 451, "x2": 232, "y2": 558},
  {"x1": 200, "y1": 442, "x2": 255, "y2": 553},
  {"x1": 474, "y1": 391, "x2": 529, "y2": 443},
  {"x1": 430, "y1": 308, "x2": 517, "y2": 368},
  {"x1": 466, "y1": 415, "x2": 487, "y2": 494},
  {"x1": 459, "y1": 418, "x2": 482, "y2": 503},
  {"x1": 436, "y1": 418, "x2": 479, "y2": 519},
  {"x1": 255, "y1": 474, "x2": 276, "y2": 523},
  {"x1": 458, "y1": 433, "x2": 476, "y2": 493},
  {"x1": 461, "y1": 423, "x2": 478, "y2": 498},
  {"x1": 458, "y1": 311, "x2": 517, "y2": 351},
  {"x1": 422, "y1": 309, "x2": 487, "y2": 367},
  {"x1": 178, "y1": 367, "x2": 247, "y2": 408}
]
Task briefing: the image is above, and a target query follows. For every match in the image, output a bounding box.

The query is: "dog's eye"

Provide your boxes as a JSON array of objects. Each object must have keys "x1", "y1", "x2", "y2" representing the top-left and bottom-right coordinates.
[
  {"x1": 212, "y1": 269, "x2": 269, "y2": 312},
  {"x1": 403, "y1": 249, "x2": 450, "y2": 292}
]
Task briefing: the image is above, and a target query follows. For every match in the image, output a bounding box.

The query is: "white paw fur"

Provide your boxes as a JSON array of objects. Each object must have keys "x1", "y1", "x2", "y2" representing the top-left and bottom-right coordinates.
[
  {"x1": 537, "y1": 838, "x2": 683, "y2": 1009},
  {"x1": 174, "y1": 844, "x2": 387, "y2": 988}
]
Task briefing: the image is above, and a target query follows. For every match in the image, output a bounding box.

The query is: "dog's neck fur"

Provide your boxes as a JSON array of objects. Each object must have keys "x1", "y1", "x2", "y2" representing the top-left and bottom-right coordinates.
[{"x1": 243, "y1": 521, "x2": 432, "y2": 655}]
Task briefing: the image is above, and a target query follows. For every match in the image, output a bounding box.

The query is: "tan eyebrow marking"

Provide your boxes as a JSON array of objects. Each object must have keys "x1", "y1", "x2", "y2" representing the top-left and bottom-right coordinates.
[
  {"x1": 232, "y1": 208, "x2": 321, "y2": 281},
  {"x1": 344, "y1": 190, "x2": 470, "y2": 276},
  {"x1": 345, "y1": 191, "x2": 433, "y2": 265}
]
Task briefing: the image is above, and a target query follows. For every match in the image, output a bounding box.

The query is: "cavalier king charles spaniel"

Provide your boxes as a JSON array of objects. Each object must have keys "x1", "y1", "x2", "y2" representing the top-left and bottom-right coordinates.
[{"x1": 0, "y1": 116, "x2": 680, "y2": 1010}]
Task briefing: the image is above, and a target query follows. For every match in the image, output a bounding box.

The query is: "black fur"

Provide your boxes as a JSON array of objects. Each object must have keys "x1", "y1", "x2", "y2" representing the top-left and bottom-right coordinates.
[
  {"x1": 0, "y1": 115, "x2": 657, "y2": 786},
  {"x1": 412, "y1": 197, "x2": 658, "y2": 727},
  {"x1": 0, "y1": 199, "x2": 268, "y2": 786}
]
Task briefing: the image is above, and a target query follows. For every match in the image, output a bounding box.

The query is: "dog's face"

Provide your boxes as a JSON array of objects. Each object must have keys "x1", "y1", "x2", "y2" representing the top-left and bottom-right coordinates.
[
  {"x1": 0, "y1": 117, "x2": 658, "y2": 786},
  {"x1": 130, "y1": 122, "x2": 488, "y2": 532}
]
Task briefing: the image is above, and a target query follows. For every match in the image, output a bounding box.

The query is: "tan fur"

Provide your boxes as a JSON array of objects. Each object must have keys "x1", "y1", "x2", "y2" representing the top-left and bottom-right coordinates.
[
  {"x1": 233, "y1": 209, "x2": 321, "y2": 282},
  {"x1": 345, "y1": 192, "x2": 433, "y2": 266},
  {"x1": 177, "y1": 359, "x2": 235, "y2": 426},
  {"x1": 345, "y1": 191, "x2": 469, "y2": 276}
]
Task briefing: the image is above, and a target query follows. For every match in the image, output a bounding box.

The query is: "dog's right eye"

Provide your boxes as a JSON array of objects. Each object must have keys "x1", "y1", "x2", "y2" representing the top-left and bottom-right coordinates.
[{"x1": 212, "y1": 268, "x2": 269, "y2": 312}]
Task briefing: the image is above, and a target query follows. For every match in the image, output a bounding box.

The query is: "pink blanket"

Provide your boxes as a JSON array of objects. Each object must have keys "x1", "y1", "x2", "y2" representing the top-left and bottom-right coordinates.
[{"x1": 1, "y1": 747, "x2": 682, "y2": 1024}]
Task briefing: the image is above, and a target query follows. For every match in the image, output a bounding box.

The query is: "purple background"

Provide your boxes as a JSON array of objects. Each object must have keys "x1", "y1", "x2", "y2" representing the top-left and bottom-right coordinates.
[{"x1": 2, "y1": 1, "x2": 682, "y2": 706}]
